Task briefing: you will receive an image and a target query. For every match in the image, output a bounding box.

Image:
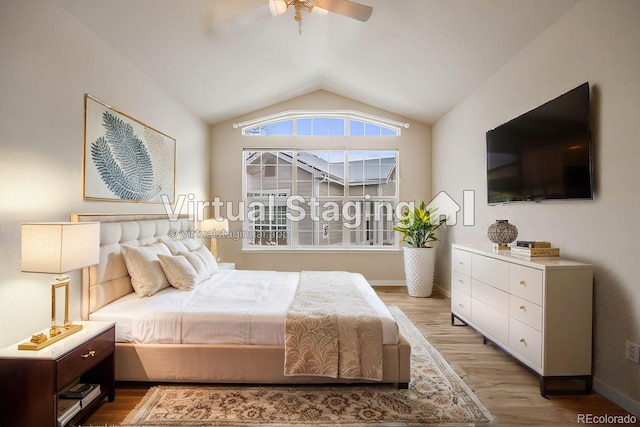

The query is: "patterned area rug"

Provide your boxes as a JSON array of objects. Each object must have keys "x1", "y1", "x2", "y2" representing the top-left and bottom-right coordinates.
[{"x1": 122, "y1": 307, "x2": 494, "y2": 426}]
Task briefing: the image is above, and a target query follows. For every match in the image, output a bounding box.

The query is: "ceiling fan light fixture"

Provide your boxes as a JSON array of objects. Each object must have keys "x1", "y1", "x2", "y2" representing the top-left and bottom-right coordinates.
[{"x1": 268, "y1": 0, "x2": 288, "y2": 17}]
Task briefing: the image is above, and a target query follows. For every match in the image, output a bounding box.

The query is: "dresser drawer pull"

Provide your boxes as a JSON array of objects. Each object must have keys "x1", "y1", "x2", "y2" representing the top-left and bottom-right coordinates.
[
  {"x1": 519, "y1": 305, "x2": 526, "y2": 311},
  {"x1": 519, "y1": 280, "x2": 526, "y2": 286},
  {"x1": 458, "y1": 304, "x2": 464, "y2": 308},
  {"x1": 519, "y1": 338, "x2": 526, "y2": 344},
  {"x1": 81, "y1": 350, "x2": 96, "y2": 359}
]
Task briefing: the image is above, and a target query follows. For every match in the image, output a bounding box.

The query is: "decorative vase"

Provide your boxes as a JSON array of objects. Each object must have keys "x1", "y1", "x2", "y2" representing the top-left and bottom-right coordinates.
[
  {"x1": 487, "y1": 219, "x2": 518, "y2": 250},
  {"x1": 402, "y1": 247, "x2": 436, "y2": 297}
]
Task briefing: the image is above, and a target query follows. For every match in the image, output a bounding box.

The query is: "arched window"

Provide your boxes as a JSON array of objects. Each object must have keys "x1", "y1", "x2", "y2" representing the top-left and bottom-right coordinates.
[{"x1": 234, "y1": 110, "x2": 409, "y2": 136}]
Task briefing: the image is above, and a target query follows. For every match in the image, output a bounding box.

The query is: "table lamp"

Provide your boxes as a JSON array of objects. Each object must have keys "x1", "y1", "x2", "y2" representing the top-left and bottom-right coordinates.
[
  {"x1": 199, "y1": 218, "x2": 228, "y2": 260},
  {"x1": 20, "y1": 222, "x2": 100, "y2": 350}
]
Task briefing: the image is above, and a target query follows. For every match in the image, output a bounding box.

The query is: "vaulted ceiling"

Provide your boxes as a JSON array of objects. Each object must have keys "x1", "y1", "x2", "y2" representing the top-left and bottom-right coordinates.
[{"x1": 57, "y1": 0, "x2": 580, "y2": 125}]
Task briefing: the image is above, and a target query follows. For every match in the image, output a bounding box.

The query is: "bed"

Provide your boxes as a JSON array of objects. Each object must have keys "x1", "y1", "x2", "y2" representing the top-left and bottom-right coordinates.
[{"x1": 72, "y1": 213, "x2": 411, "y2": 387}]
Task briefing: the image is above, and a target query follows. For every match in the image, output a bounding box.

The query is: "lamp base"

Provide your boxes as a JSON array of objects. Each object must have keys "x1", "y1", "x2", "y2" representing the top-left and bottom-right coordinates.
[{"x1": 18, "y1": 323, "x2": 83, "y2": 351}]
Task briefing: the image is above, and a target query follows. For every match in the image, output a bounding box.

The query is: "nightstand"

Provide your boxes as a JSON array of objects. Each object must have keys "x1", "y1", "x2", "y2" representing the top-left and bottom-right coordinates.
[
  {"x1": 218, "y1": 262, "x2": 236, "y2": 270},
  {"x1": 0, "y1": 321, "x2": 115, "y2": 427}
]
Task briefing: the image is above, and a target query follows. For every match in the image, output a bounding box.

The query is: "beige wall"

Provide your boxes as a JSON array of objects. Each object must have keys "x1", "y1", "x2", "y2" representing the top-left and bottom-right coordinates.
[
  {"x1": 211, "y1": 90, "x2": 432, "y2": 282},
  {"x1": 0, "y1": 0, "x2": 209, "y2": 348},
  {"x1": 432, "y1": 0, "x2": 640, "y2": 414}
]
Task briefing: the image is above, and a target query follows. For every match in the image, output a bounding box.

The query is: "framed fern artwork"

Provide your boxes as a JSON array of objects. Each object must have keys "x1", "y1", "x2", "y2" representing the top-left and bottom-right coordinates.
[{"x1": 83, "y1": 94, "x2": 175, "y2": 203}]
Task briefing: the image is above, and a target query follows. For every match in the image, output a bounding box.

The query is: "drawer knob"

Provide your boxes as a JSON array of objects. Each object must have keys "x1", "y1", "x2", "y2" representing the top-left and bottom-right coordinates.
[
  {"x1": 519, "y1": 338, "x2": 526, "y2": 344},
  {"x1": 458, "y1": 304, "x2": 464, "y2": 308},
  {"x1": 81, "y1": 350, "x2": 96, "y2": 359},
  {"x1": 520, "y1": 280, "x2": 526, "y2": 286},
  {"x1": 458, "y1": 279, "x2": 464, "y2": 283},
  {"x1": 519, "y1": 305, "x2": 526, "y2": 311}
]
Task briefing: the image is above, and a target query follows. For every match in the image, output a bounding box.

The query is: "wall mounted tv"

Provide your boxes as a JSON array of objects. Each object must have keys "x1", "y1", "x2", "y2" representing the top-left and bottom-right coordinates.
[{"x1": 486, "y1": 82, "x2": 593, "y2": 204}]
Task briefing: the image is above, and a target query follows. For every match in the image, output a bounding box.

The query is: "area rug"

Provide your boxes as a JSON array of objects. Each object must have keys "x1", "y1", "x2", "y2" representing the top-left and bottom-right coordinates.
[{"x1": 121, "y1": 307, "x2": 494, "y2": 426}]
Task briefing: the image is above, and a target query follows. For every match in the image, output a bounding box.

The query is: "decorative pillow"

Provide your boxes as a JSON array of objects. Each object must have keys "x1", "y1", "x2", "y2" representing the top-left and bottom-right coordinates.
[
  {"x1": 193, "y1": 245, "x2": 219, "y2": 276},
  {"x1": 180, "y1": 251, "x2": 210, "y2": 282},
  {"x1": 157, "y1": 254, "x2": 199, "y2": 291},
  {"x1": 157, "y1": 237, "x2": 189, "y2": 255},
  {"x1": 181, "y1": 238, "x2": 202, "y2": 251},
  {"x1": 121, "y1": 243, "x2": 172, "y2": 297}
]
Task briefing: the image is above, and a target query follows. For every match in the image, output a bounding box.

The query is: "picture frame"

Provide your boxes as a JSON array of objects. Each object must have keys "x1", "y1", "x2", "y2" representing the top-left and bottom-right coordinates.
[{"x1": 83, "y1": 94, "x2": 176, "y2": 203}]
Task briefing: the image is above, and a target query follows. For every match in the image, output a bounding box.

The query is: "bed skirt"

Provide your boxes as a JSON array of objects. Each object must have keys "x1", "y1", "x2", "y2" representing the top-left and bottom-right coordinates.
[{"x1": 115, "y1": 335, "x2": 411, "y2": 387}]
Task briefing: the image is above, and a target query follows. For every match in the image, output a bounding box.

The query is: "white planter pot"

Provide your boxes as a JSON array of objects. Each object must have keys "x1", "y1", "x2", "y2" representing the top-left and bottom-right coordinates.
[{"x1": 402, "y1": 247, "x2": 436, "y2": 297}]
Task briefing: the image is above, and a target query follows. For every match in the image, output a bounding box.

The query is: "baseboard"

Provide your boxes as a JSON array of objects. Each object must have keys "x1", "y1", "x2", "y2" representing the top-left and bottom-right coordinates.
[
  {"x1": 370, "y1": 280, "x2": 405, "y2": 287},
  {"x1": 593, "y1": 377, "x2": 640, "y2": 417},
  {"x1": 371, "y1": 281, "x2": 452, "y2": 298},
  {"x1": 434, "y1": 283, "x2": 450, "y2": 298}
]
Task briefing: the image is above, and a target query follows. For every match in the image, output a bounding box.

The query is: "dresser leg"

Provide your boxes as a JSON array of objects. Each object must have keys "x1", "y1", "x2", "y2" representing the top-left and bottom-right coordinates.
[
  {"x1": 540, "y1": 375, "x2": 592, "y2": 397},
  {"x1": 451, "y1": 313, "x2": 467, "y2": 326}
]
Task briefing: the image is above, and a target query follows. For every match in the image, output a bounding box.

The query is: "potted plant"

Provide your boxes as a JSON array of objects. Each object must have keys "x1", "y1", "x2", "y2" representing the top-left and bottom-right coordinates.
[{"x1": 394, "y1": 201, "x2": 446, "y2": 297}]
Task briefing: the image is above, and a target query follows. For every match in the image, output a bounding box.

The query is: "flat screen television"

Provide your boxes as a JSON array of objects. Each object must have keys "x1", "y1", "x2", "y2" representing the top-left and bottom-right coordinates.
[{"x1": 486, "y1": 82, "x2": 593, "y2": 204}]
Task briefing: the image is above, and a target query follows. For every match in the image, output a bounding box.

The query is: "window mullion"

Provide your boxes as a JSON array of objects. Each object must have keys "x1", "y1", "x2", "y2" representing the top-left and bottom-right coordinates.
[{"x1": 291, "y1": 150, "x2": 299, "y2": 248}]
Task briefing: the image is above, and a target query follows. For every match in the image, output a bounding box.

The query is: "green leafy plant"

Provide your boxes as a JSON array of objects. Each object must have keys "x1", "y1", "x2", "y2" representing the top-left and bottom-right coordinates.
[
  {"x1": 91, "y1": 111, "x2": 155, "y2": 201},
  {"x1": 393, "y1": 201, "x2": 446, "y2": 248}
]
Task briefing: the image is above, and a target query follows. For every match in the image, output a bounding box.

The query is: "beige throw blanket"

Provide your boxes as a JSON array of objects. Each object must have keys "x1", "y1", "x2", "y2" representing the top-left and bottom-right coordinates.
[{"x1": 284, "y1": 271, "x2": 383, "y2": 381}]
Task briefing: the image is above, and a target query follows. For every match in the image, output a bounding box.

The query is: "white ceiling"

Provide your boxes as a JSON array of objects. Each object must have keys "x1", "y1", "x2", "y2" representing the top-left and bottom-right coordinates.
[{"x1": 57, "y1": 0, "x2": 580, "y2": 125}]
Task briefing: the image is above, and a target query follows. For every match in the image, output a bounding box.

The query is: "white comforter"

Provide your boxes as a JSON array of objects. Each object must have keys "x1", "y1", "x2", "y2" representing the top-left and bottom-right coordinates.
[{"x1": 90, "y1": 270, "x2": 399, "y2": 346}]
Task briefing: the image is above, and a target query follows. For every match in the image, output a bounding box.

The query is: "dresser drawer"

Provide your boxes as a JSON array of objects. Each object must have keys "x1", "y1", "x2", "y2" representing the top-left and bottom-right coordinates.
[
  {"x1": 56, "y1": 327, "x2": 115, "y2": 391},
  {"x1": 472, "y1": 299, "x2": 508, "y2": 345},
  {"x1": 472, "y1": 254, "x2": 509, "y2": 291},
  {"x1": 451, "y1": 289, "x2": 471, "y2": 320},
  {"x1": 452, "y1": 249, "x2": 472, "y2": 276},
  {"x1": 509, "y1": 318, "x2": 542, "y2": 369},
  {"x1": 451, "y1": 271, "x2": 471, "y2": 295},
  {"x1": 472, "y1": 279, "x2": 508, "y2": 314},
  {"x1": 509, "y1": 264, "x2": 543, "y2": 305},
  {"x1": 509, "y1": 294, "x2": 542, "y2": 331}
]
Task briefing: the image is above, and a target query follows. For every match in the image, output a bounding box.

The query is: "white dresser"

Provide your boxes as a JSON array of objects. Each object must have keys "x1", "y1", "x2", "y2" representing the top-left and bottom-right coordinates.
[{"x1": 451, "y1": 244, "x2": 593, "y2": 396}]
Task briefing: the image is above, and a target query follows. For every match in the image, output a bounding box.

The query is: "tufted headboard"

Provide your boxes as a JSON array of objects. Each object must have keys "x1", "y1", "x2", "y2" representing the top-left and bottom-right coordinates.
[{"x1": 72, "y1": 213, "x2": 193, "y2": 320}]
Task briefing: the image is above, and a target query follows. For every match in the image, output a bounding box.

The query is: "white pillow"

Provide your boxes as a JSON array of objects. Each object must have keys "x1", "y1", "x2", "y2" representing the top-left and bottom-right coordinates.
[
  {"x1": 157, "y1": 254, "x2": 199, "y2": 291},
  {"x1": 181, "y1": 238, "x2": 202, "y2": 251},
  {"x1": 180, "y1": 251, "x2": 210, "y2": 282},
  {"x1": 157, "y1": 237, "x2": 189, "y2": 255},
  {"x1": 193, "y1": 245, "x2": 219, "y2": 276},
  {"x1": 121, "y1": 243, "x2": 171, "y2": 297}
]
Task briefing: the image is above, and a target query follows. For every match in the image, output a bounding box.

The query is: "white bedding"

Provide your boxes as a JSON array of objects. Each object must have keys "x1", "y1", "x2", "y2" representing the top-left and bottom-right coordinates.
[{"x1": 90, "y1": 270, "x2": 399, "y2": 346}]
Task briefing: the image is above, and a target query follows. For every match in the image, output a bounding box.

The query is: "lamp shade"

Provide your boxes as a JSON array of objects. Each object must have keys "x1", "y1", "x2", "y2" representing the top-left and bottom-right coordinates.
[
  {"x1": 21, "y1": 222, "x2": 100, "y2": 274},
  {"x1": 199, "y1": 218, "x2": 229, "y2": 234}
]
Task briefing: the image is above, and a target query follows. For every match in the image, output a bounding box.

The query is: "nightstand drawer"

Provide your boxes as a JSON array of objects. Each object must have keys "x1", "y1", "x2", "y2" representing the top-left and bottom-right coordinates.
[{"x1": 56, "y1": 328, "x2": 114, "y2": 391}]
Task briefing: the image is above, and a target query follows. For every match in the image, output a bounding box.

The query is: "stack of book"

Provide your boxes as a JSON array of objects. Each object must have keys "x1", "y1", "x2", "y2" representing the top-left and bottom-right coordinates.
[
  {"x1": 57, "y1": 383, "x2": 101, "y2": 427},
  {"x1": 510, "y1": 241, "x2": 560, "y2": 258}
]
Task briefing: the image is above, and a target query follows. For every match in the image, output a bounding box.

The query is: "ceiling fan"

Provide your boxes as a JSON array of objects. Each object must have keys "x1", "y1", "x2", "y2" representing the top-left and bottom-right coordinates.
[{"x1": 234, "y1": 0, "x2": 373, "y2": 34}]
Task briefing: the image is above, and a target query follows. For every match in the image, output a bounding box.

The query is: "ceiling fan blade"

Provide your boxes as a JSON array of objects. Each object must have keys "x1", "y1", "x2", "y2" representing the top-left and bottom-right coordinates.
[
  {"x1": 232, "y1": 4, "x2": 271, "y2": 26},
  {"x1": 316, "y1": 0, "x2": 373, "y2": 22}
]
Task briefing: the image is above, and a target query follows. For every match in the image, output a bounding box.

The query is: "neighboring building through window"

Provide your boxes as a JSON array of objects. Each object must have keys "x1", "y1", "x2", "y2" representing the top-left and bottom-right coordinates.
[{"x1": 243, "y1": 150, "x2": 399, "y2": 250}]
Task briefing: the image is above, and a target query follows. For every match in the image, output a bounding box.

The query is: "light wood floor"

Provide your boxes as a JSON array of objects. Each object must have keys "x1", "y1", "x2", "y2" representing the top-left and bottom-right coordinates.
[{"x1": 85, "y1": 287, "x2": 633, "y2": 426}]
